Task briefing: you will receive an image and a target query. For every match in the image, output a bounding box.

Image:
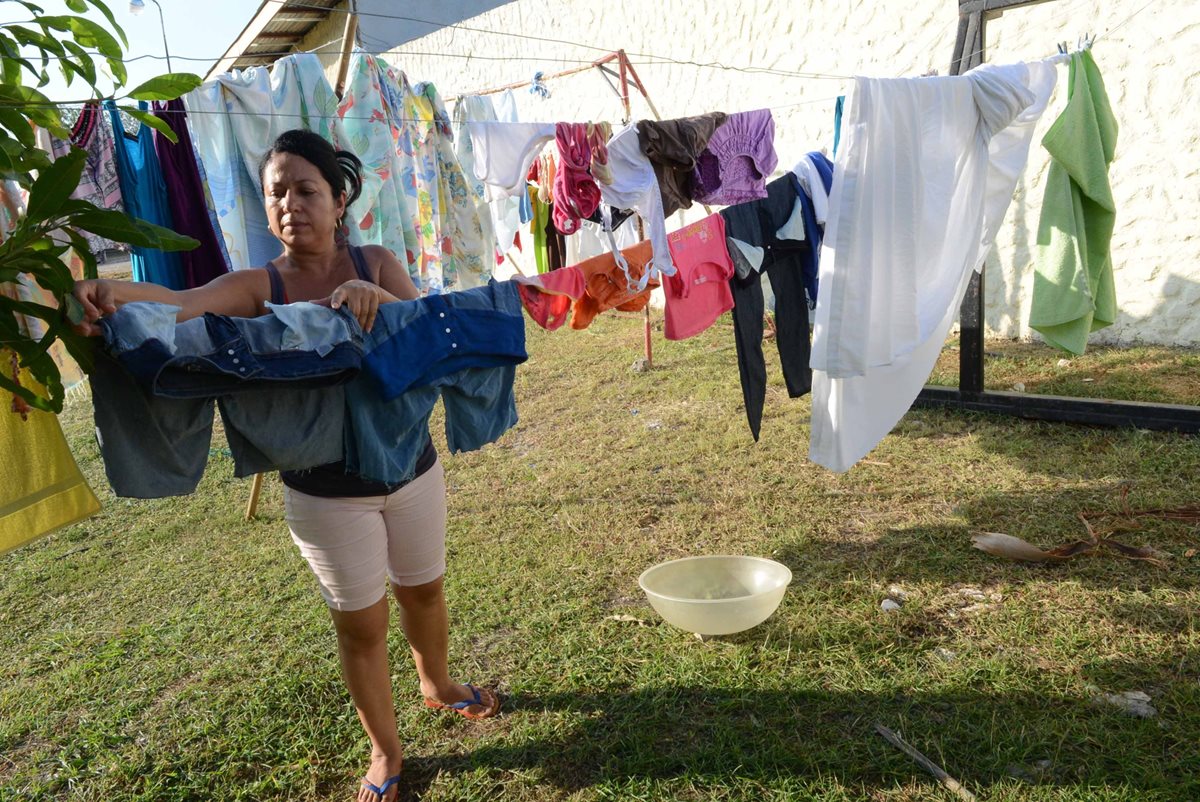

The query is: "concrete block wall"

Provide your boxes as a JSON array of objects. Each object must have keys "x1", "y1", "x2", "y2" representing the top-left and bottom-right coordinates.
[{"x1": 308, "y1": 0, "x2": 1200, "y2": 347}]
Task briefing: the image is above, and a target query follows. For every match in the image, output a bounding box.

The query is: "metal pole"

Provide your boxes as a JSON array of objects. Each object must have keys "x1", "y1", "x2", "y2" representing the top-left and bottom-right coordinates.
[
  {"x1": 147, "y1": 0, "x2": 172, "y2": 72},
  {"x1": 617, "y1": 51, "x2": 654, "y2": 369},
  {"x1": 951, "y1": 5, "x2": 987, "y2": 394}
]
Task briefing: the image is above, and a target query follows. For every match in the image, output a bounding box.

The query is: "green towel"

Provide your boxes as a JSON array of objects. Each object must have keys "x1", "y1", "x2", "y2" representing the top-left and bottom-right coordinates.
[{"x1": 1029, "y1": 50, "x2": 1119, "y2": 355}]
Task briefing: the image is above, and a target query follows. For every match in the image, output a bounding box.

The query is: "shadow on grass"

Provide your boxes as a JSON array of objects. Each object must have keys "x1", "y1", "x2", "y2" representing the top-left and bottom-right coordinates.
[
  {"x1": 770, "y1": 486, "x2": 1200, "y2": 595},
  {"x1": 395, "y1": 680, "x2": 1196, "y2": 800}
]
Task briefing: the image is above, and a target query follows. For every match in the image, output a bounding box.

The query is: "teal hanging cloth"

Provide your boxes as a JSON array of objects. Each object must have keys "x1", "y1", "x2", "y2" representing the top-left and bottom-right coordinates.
[
  {"x1": 832, "y1": 95, "x2": 845, "y2": 157},
  {"x1": 1028, "y1": 50, "x2": 1118, "y2": 355},
  {"x1": 105, "y1": 99, "x2": 187, "y2": 290}
]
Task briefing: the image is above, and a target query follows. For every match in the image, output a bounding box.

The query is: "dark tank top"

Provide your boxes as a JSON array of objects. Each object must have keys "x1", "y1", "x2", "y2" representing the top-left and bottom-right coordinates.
[{"x1": 269, "y1": 245, "x2": 437, "y2": 498}]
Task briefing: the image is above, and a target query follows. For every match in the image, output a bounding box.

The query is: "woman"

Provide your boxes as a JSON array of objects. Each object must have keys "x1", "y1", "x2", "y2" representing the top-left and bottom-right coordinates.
[{"x1": 73, "y1": 129, "x2": 499, "y2": 802}]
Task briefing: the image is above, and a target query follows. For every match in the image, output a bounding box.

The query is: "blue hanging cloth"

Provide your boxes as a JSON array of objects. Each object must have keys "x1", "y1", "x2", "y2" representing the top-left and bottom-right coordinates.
[
  {"x1": 832, "y1": 96, "x2": 845, "y2": 158},
  {"x1": 104, "y1": 99, "x2": 186, "y2": 290}
]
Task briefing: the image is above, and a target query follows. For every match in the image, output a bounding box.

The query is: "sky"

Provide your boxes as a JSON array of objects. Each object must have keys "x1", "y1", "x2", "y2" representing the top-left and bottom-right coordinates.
[{"x1": 0, "y1": 0, "x2": 258, "y2": 101}]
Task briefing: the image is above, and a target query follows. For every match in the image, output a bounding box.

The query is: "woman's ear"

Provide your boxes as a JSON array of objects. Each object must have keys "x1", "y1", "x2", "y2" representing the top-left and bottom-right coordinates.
[{"x1": 335, "y1": 190, "x2": 348, "y2": 221}]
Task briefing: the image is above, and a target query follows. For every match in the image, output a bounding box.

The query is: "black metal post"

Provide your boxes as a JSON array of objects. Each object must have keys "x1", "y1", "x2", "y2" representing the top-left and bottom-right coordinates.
[{"x1": 911, "y1": 0, "x2": 1200, "y2": 433}]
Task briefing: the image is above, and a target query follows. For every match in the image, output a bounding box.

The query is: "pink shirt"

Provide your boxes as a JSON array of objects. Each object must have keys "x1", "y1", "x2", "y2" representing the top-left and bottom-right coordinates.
[{"x1": 663, "y1": 214, "x2": 735, "y2": 340}]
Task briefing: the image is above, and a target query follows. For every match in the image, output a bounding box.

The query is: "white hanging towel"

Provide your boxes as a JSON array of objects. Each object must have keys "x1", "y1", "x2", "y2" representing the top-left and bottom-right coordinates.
[
  {"x1": 467, "y1": 120, "x2": 555, "y2": 201},
  {"x1": 454, "y1": 92, "x2": 524, "y2": 259},
  {"x1": 808, "y1": 60, "x2": 1059, "y2": 472}
]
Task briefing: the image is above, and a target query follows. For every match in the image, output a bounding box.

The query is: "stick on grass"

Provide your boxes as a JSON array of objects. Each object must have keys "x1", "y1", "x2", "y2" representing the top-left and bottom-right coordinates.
[{"x1": 874, "y1": 722, "x2": 977, "y2": 802}]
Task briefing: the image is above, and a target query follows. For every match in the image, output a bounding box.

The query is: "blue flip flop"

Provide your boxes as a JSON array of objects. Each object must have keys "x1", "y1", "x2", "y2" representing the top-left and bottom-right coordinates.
[
  {"x1": 361, "y1": 772, "x2": 402, "y2": 800},
  {"x1": 423, "y1": 683, "x2": 500, "y2": 719}
]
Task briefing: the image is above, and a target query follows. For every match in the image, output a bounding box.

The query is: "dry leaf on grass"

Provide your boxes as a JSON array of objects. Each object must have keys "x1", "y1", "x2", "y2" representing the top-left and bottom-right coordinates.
[
  {"x1": 971, "y1": 486, "x2": 1184, "y2": 567},
  {"x1": 971, "y1": 530, "x2": 1165, "y2": 566},
  {"x1": 971, "y1": 532, "x2": 1078, "y2": 562},
  {"x1": 605, "y1": 614, "x2": 650, "y2": 626}
]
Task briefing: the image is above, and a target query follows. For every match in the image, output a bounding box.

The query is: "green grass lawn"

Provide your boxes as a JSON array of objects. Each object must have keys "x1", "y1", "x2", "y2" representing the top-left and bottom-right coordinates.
[{"x1": 2, "y1": 315, "x2": 1198, "y2": 802}]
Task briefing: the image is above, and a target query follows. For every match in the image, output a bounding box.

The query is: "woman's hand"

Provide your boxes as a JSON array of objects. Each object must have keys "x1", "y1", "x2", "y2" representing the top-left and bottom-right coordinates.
[
  {"x1": 329, "y1": 279, "x2": 383, "y2": 332},
  {"x1": 71, "y1": 279, "x2": 118, "y2": 336}
]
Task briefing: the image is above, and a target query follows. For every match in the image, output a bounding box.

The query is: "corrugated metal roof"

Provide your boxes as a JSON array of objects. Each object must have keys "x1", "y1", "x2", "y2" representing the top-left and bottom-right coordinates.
[{"x1": 207, "y1": 0, "x2": 346, "y2": 79}]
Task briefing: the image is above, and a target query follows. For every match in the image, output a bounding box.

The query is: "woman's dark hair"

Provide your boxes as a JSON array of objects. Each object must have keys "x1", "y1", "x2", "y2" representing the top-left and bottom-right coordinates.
[{"x1": 258, "y1": 129, "x2": 364, "y2": 208}]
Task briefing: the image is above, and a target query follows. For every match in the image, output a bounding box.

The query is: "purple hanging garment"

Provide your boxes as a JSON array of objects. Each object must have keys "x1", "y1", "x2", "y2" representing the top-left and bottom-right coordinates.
[
  {"x1": 152, "y1": 99, "x2": 230, "y2": 288},
  {"x1": 692, "y1": 109, "x2": 778, "y2": 206}
]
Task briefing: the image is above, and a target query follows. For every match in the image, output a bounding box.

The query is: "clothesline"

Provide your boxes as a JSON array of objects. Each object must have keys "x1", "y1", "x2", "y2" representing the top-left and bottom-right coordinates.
[
  {"x1": 30, "y1": 44, "x2": 851, "y2": 81},
  {"x1": 0, "y1": 94, "x2": 847, "y2": 124}
]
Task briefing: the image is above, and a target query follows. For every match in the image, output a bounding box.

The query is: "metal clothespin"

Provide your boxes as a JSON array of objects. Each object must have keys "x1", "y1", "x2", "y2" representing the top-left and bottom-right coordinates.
[{"x1": 1057, "y1": 41, "x2": 1070, "y2": 55}]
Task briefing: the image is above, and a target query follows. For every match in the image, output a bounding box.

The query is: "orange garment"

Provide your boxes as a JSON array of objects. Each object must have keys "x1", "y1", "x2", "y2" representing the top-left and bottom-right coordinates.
[{"x1": 570, "y1": 240, "x2": 660, "y2": 330}]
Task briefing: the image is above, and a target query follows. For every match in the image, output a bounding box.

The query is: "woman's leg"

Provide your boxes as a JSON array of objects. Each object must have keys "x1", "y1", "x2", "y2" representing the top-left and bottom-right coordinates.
[
  {"x1": 382, "y1": 461, "x2": 498, "y2": 716},
  {"x1": 392, "y1": 577, "x2": 495, "y2": 714},
  {"x1": 284, "y1": 487, "x2": 405, "y2": 801},
  {"x1": 329, "y1": 599, "x2": 406, "y2": 802}
]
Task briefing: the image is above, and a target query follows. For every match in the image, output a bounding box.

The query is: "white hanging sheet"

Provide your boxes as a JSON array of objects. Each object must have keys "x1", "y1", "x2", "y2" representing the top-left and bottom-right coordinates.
[{"x1": 809, "y1": 59, "x2": 1059, "y2": 472}]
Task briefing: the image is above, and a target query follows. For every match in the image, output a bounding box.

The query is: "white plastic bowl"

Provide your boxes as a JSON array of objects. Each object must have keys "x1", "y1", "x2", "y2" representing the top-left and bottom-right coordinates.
[{"x1": 637, "y1": 555, "x2": 792, "y2": 636}]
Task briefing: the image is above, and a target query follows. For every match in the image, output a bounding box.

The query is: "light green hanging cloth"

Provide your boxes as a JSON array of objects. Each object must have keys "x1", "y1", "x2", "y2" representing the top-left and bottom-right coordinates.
[{"x1": 1029, "y1": 50, "x2": 1118, "y2": 355}]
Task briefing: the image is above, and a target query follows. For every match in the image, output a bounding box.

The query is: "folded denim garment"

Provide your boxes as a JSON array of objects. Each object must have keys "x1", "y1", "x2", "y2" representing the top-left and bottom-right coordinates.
[{"x1": 346, "y1": 280, "x2": 527, "y2": 484}]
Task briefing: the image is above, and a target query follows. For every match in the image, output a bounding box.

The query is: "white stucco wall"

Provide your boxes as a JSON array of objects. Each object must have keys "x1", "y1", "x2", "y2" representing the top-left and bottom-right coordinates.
[{"x1": 366, "y1": 0, "x2": 1198, "y2": 347}]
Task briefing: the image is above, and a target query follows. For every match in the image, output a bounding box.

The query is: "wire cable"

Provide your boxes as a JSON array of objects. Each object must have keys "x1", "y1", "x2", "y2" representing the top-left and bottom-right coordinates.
[{"x1": 0, "y1": 92, "x2": 847, "y2": 124}]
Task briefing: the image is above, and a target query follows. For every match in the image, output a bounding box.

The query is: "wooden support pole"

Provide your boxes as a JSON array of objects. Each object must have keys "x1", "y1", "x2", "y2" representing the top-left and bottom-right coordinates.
[
  {"x1": 245, "y1": 472, "x2": 264, "y2": 521},
  {"x1": 333, "y1": 5, "x2": 359, "y2": 98}
]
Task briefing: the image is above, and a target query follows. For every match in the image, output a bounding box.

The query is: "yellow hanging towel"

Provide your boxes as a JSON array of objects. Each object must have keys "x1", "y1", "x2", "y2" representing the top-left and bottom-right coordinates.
[{"x1": 0, "y1": 362, "x2": 101, "y2": 556}]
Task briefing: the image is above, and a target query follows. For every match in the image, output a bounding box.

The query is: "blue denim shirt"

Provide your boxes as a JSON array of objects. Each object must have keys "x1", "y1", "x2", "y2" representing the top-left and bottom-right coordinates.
[
  {"x1": 93, "y1": 302, "x2": 357, "y2": 497},
  {"x1": 364, "y1": 280, "x2": 528, "y2": 400},
  {"x1": 92, "y1": 286, "x2": 526, "y2": 495},
  {"x1": 346, "y1": 280, "x2": 527, "y2": 483},
  {"x1": 101, "y1": 301, "x2": 363, "y2": 399}
]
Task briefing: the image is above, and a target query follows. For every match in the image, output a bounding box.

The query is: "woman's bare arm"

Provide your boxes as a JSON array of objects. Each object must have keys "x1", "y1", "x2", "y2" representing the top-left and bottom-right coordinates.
[
  {"x1": 367, "y1": 245, "x2": 421, "y2": 302},
  {"x1": 73, "y1": 270, "x2": 269, "y2": 335}
]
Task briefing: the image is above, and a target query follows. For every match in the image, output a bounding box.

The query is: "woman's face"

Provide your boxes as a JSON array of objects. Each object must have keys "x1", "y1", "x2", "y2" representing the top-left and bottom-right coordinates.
[{"x1": 262, "y1": 152, "x2": 347, "y2": 251}]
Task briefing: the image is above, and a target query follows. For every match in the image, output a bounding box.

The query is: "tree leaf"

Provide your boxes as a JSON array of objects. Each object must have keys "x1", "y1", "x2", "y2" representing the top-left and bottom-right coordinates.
[
  {"x1": 68, "y1": 208, "x2": 199, "y2": 252},
  {"x1": 62, "y1": 41, "x2": 97, "y2": 87},
  {"x1": 64, "y1": 0, "x2": 87, "y2": 11},
  {"x1": 0, "y1": 32, "x2": 41, "y2": 79},
  {"x1": 64, "y1": 228, "x2": 99, "y2": 280},
  {"x1": 26, "y1": 146, "x2": 86, "y2": 223},
  {"x1": 0, "y1": 85, "x2": 68, "y2": 138},
  {"x1": 14, "y1": 147, "x2": 52, "y2": 173},
  {"x1": 106, "y1": 55, "x2": 126, "y2": 89},
  {"x1": 5, "y1": 254, "x2": 74, "y2": 296},
  {"x1": 0, "y1": 109, "x2": 37, "y2": 150},
  {"x1": 4, "y1": 24, "x2": 68, "y2": 59},
  {"x1": 57, "y1": 319, "x2": 94, "y2": 374},
  {"x1": 37, "y1": 16, "x2": 121, "y2": 60},
  {"x1": 0, "y1": 369, "x2": 55, "y2": 413},
  {"x1": 127, "y1": 73, "x2": 203, "y2": 101},
  {"x1": 116, "y1": 105, "x2": 176, "y2": 144},
  {"x1": 80, "y1": 0, "x2": 127, "y2": 48},
  {"x1": 3, "y1": 1, "x2": 47, "y2": 17}
]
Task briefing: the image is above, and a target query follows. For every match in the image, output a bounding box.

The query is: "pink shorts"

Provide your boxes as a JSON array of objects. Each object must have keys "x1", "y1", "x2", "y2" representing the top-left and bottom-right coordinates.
[{"x1": 283, "y1": 460, "x2": 447, "y2": 611}]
